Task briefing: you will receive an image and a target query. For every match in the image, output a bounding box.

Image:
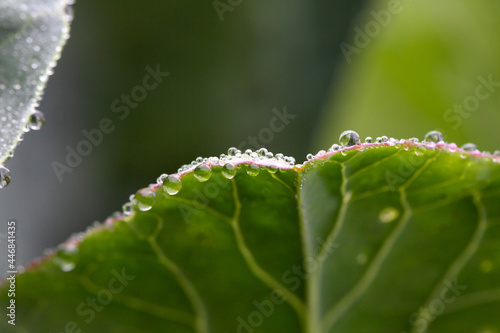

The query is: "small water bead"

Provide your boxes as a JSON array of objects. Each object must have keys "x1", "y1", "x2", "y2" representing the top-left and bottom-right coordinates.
[
  {"x1": 134, "y1": 187, "x2": 156, "y2": 211},
  {"x1": 250, "y1": 152, "x2": 258, "y2": 159},
  {"x1": 257, "y1": 148, "x2": 268, "y2": 157},
  {"x1": 156, "y1": 173, "x2": 167, "y2": 184},
  {"x1": 29, "y1": 111, "x2": 45, "y2": 131},
  {"x1": 306, "y1": 153, "x2": 314, "y2": 160},
  {"x1": 330, "y1": 144, "x2": 340, "y2": 151},
  {"x1": 461, "y1": 143, "x2": 478, "y2": 152},
  {"x1": 222, "y1": 163, "x2": 236, "y2": 179},
  {"x1": 0, "y1": 166, "x2": 11, "y2": 189},
  {"x1": 275, "y1": 153, "x2": 284, "y2": 160},
  {"x1": 163, "y1": 176, "x2": 182, "y2": 195},
  {"x1": 388, "y1": 138, "x2": 400, "y2": 147},
  {"x1": 245, "y1": 149, "x2": 252, "y2": 155},
  {"x1": 494, "y1": 151, "x2": 500, "y2": 157},
  {"x1": 195, "y1": 157, "x2": 203, "y2": 163},
  {"x1": 194, "y1": 164, "x2": 212, "y2": 182},
  {"x1": 339, "y1": 130, "x2": 360, "y2": 147},
  {"x1": 210, "y1": 157, "x2": 219, "y2": 165},
  {"x1": 379, "y1": 207, "x2": 399, "y2": 223},
  {"x1": 381, "y1": 136, "x2": 388, "y2": 142},
  {"x1": 246, "y1": 164, "x2": 260, "y2": 176},
  {"x1": 122, "y1": 202, "x2": 134, "y2": 216},
  {"x1": 266, "y1": 152, "x2": 274, "y2": 158},
  {"x1": 402, "y1": 140, "x2": 414, "y2": 151},
  {"x1": 364, "y1": 137, "x2": 373, "y2": 144},
  {"x1": 375, "y1": 137, "x2": 383, "y2": 143},
  {"x1": 409, "y1": 137, "x2": 419, "y2": 143},
  {"x1": 53, "y1": 257, "x2": 75, "y2": 272},
  {"x1": 414, "y1": 146, "x2": 426, "y2": 156},
  {"x1": 424, "y1": 130, "x2": 444, "y2": 143},
  {"x1": 227, "y1": 147, "x2": 238, "y2": 156},
  {"x1": 267, "y1": 165, "x2": 278, "y2": 174},
  {"x1": 317, "y1": 150, "x2": 326, "y2": 156}
]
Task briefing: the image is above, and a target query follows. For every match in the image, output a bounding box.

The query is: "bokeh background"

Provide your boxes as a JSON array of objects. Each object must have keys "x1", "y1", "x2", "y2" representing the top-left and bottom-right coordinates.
[{"x1": 1, "y1": 0, "x2": 500, "y2": 273}]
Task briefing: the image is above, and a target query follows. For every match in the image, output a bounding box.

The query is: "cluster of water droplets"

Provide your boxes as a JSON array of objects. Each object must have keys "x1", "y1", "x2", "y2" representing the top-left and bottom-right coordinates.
[
  {"x1": 0, "y1": 0, "x2": 72, "y2": 189},
  {"x1": 306, "y1": 130, "x2": 500, "y2": 164},
  {"x1": 118, "y1": 147, "x2": 296, "y2": 217},
  {"x1": 0, "y1": 110, "x2": 46, "y2": 189},
  {"x1": 101, "y1": 130, "x2": 500, "y2": 225}
]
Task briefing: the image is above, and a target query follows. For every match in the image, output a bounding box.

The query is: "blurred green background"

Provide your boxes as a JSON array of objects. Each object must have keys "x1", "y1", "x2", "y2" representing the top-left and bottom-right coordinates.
[{"x1": 0, "y1": 0, "x2": 499, "y2": 269}]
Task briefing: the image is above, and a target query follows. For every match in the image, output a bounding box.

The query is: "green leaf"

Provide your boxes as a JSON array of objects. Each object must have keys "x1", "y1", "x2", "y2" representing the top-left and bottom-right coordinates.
[
  {"x1": 0, "y1": 0, "x2": 72, "y2": 165},
  {"x1": 2, "y1": 141, "x2": 500, "y2": 332}
]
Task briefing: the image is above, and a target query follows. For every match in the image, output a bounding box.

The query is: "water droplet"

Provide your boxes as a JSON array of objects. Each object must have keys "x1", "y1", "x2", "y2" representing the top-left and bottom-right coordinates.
[
  {"x1": 424, "y1": 130, "x2": 444, "y2": 143},
  {"x1": 222, "y1": 163, "x2": 236, "y2": 179},
  {"x1": 156, "y1": 173, "x2": 168, "y2": 184},
  {"x1": 29, "y1": 111, "x2": 45, "y2": 131},
  {"x1": 246, "y1": 164, "x2": 260, "y2": 176},
  {"x1": 461, "y1": 143, "x2": 478, "y2": 152},
  {"x1": 379, "y1": 207, "x2": 399, "y2": 223},
  {"x1": 267, "y1": 165, "x2": 278, "y2": 174},
  {"x1": 227, "y1": 147, "x2": 238, "y2": 156},
  {"x1": 195, "y1": 157, "x2": 203, "y2": 163},
  {"x1": 0, "y1": 166, "x2": 11, "y2": 188},
  {"x1": 266, "y1": 152, "x2": 274, "y2": 158},
  {"x1": 163, "y1": 176, "x2": 182, "y2": 195},
  {"x1": 339, "y1": 130, "x2": 360, "y2": 147},
  {"x1": 257, "y1": 148, "x2": 268, "y2": 157},
  {"x1": 375, "y1": 137, "x2": 383, "y2": 143},
  {"x1": 306, "y1": 153, "x2": 314, "y2": 160},
  {"x1": 194, "y1": 164, "x2": 212, "y2": 182},
  {"x1": 364, "y1": 137, "x2": 373, "y2": 143},
  {"x1": 134, "y1": 188, "x2": 156, "y2": 211},
  {"x1": 494, "y1": 151, "x2": 500, "y2": 157},
  {"x1": 402, "y1": 140, "x2": 414, "y2": 151},
  {"x1": 381, "y1": 136, "x2": 388, "y2": 142},
  {"x1": 330, "y1": 144, "x2": 340, "y2": 151},
  {"x1": 409, "y1": 137, "x2": 419, "y2": 143},
  {"x1": 53, "y1": 257, "x2": 75, "y2": 272},
  {"x1": 414, "y1": 146, "x2": 426, "y2": 156},
  {"x1": 122, "y1": 202, "x2": 134, "y2": 216}
]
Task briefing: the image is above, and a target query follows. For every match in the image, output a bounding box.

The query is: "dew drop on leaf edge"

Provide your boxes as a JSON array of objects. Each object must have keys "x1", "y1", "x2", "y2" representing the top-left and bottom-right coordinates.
[
  {"x1": 222, "y1": 163, "x2": 236, "y2": 179},
  {"x1": 246, "y1": 164, "x2": 260, "y2": 176},
  {"x1": 134, "y1": 187, "x2": 156, "y2": 211},
  {"x1": 424, "y1": 130, "x2": 444, "y2": 143},
  {"x1": 339, "y1": 130, "x2": 360, "y2": 147},
  {"x1": 0, "y1": 166, "x2": 11, "y2": 189},
  {"x1": 29, "y1": 111, "x2": 45, "y2": 131},
  {"x1": 163, "y1": 176, "x2": 182, "y2": 195},
  {"x1": 194, "y1": 164, "x2": 212, "y2": 182},
  {"x1": 461, "y1": 143, "x2": 478, "y2": 152}
]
